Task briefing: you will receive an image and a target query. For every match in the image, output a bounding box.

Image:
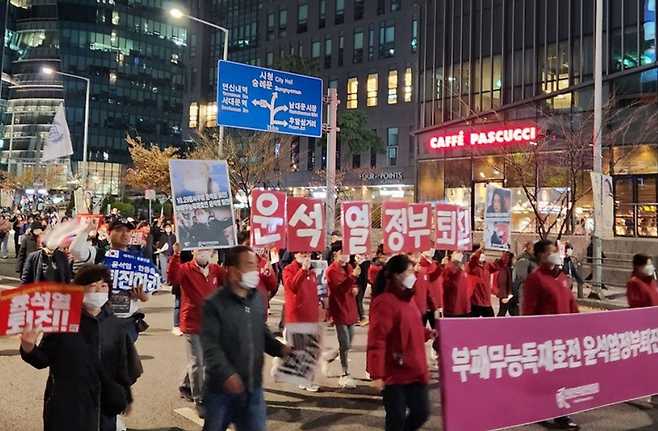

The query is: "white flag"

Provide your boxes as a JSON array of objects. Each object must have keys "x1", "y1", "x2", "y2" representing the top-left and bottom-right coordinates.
[{"x1": 42, "y1": 103, "x2": 73, "y2": 161}]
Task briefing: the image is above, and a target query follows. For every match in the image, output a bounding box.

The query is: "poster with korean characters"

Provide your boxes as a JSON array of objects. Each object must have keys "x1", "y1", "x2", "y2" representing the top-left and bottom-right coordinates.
[{"x1": 104, "y1": 249, "x2": 162, "y2": 314}]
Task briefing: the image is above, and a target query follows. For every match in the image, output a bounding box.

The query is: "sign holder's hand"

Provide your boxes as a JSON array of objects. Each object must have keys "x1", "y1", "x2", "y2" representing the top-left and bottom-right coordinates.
[
  {"x1": 369, "y1": 379, "x2": 385, "y2": 391},
  {"x1": 172, "y1": 242, "x2": 182, "y2": 256},
  {"x1": 131, "y1": 284, "x2": 149, "y2": 302},
  {"x1": 19, "y1": 324, "x2": 42, "y2": 354}
]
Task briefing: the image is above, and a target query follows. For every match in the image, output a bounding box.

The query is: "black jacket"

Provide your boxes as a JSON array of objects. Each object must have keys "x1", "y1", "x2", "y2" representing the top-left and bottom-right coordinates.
[
  {"x1": 21, "y1": 249, "x2": 72, "y2": 285},
  {"x1": 17, "y1": 233, "x2": 39, "y2": 274},
  {"x1": 562, "y1": 257, "x2": 584, "y2": 284},
  {"x1": 20, "y1": 305, "x2": 135, "y2": 431},
  {"x1": 201, "y1": 285, "x2": 284, "y2": 392}
]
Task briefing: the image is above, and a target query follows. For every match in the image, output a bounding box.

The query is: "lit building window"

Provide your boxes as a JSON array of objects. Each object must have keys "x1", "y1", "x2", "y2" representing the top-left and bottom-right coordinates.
[
  {"x1": 404, "y1": 67, "x2": 412, "y2": 102},
  {"x1": 367, "y1": 73, "x2": 378, "y2": 107},
  {"x1": 205, "y1": 103, "x2": 218, "y2": 128},
  {"x1": 189, "y1": 102, "x2": 198, "y2": 129},
  {"x1": 109, "y1": 70, "x2": 117, "y2": 85},
  {"x1": 388, "y1": 70, "x2": 398, "y2": 104},
  {"x1": 347, "y1": 77, "x2": 358, "y2": 109}
]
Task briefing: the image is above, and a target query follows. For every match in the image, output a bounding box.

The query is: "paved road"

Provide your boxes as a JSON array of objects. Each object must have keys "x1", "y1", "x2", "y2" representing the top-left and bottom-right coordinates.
[{"x1": 0, "y1": 257, "x2": 657, "y2": 430}]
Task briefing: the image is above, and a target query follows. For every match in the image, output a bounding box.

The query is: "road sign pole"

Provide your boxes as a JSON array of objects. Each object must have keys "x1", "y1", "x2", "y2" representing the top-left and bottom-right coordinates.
[
  {"x1": 325, "y1": 88, "x2": 339, "y2": 241},
  {"x1": 592, "y1": 0, "x2": 605, "y2": 300}
]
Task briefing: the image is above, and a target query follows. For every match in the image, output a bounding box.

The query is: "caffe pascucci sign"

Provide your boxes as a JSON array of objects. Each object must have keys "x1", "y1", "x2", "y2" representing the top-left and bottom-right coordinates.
[
  {"x1": 359, "y1": 171, "x2": 404, "y2": 181},
  {"x1": 427, "y1": 125, "x2": 538, "y2": 150}
]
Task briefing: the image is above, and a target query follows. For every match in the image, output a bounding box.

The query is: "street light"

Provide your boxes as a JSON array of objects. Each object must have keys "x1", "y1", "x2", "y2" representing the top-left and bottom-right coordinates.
[
  {"x1": 42, "y1": 67, "x2": 91, "y2": 195},
  {"x1": 169, "y1": 7, "x2": 229, "y2": 157}
]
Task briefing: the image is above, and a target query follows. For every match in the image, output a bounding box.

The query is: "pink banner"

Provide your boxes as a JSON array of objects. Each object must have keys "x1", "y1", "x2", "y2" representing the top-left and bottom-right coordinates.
[
  {"x1": 381, "y1": 202, "x2": 432, "y2": 254},
  {"x1": 437, "y1": 307, "x2": 658, "y2": 431},
  {"x1": 250, "y1": 190, "x2": 287, "y2": 249},
  {"x1": 341, "y1": 202, "x2": 371, "y2": 255},
  {"x1": 286, "y1": 197, "x2": 326, "y2": 252},
  {"x1": 434, "y1": 203, "x2": 472, "y2": 251}
]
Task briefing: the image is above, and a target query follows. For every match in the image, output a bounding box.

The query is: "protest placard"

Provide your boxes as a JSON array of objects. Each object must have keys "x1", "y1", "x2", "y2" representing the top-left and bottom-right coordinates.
[
  {"x1": 286, "y1": 197, "x2": 326, "y2": 252},
  {"x1": 169, "y1": 159, "x2": 237, "y2": 250},
  {"x1": 437, "y1": 307, "x2": 658, "y2": 431},
  {"x1": 484, "y1": 186, "x2": 511, "y2": 250},
  {"x1": 129, "y1": 229, "x2": 146, "y2": 246},
  {"x1": 104, "y1": 249, "x2": 161, "y2": 314},
  {"x1": 271, "y1": 322, "x2": 324, "y2": 387},
  {"x1": 250, "y1": 189, "x2": 287, "y2": 249},
  {"x1": 76, "y1": 213, "x2": 103, "y2": 228},
  {"x1": 0, "y1": 283, "x2": 84, "y2": 337},
  {"x1": 381, "y1": 202, "x2": 433, "y2": 253},
  {"x1": 341, "y1": 202, "x2": 371, "y2": 255},
  {"x1": 435, "y1": 203, "x2": 472, "y2": 251}
]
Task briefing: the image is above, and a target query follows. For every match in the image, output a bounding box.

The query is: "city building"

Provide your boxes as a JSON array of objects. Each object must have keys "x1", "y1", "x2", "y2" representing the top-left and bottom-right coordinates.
[
  {"x1": 0, "y1": 0, "x2": 187, "y2": 196},
  {"x1": 183, "y1": 0, "x2": 420, "y2": 204},
  {"x1": 415, "y1": 0, "x2": 658, "y2": 238}
]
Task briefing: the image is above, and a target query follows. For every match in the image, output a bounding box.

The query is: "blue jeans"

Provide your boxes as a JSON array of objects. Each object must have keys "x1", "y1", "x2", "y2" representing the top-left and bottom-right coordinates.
[
  {"x1": 173, "y1": 295, "x2": 181, "y2": 327},
  {"x1": 0, "y1": 234, "x2": 8, "y2": 257},
  {"x1": 202, "y1": 386, "x2": 266, "y2": 431}
]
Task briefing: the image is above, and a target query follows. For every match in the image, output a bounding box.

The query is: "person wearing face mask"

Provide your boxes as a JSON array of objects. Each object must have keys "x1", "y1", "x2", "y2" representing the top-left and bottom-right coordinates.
[
  {"x1": 512, "y1": 241, "x2": 537, "y2": 314},
  {"x1": 442, "y1": 251, "x2": 471, "y2": 318},
  {"x1": 626, "y1": 254, "x2": 658, "y2": 407},
  {"x1": 168, "y1": 243, "x2": 226, "y2": 417},
  {"x1": 419, "y1": 246, "x2": 443, "y2": 328},
  {"x1": 17, "y1": 221, "x2": 44, "y2": 276},
  {"x1": 467, "y1": 243, "x2": 504, "y2": 318},
  {"x1": 367, "y1": 254, "x2": 433, "y2": 431},
  {"x1": 561, "y1": 243, "x2": 584, "y2": 291},
  {"x1": 201, "y1": 246, "x2": 292, "y2": 431},
  {"x1": 282, "y1": 251, "x2": 320, "y2": 327},
  {"x1": 21, "y1": 232, "x2": 73, "y2": 285},
  {"x1": 324, "y1": 241, "x2": 360, "y2": 389},
  {"x1": 522, "y1": 240, "x2": 580, "y2": 430},
  {"x1": 19, "y1": 264, "x2": 139, "y2": 431},
  {"x1": 495, "y1": 252, "x2": 517, "y2": 316},
  {"x1": 237, "y1": 231, "x2": 279, "y2": 320},
  {"x1": 156, "y1": 222, "x2": 177, "y2": 285}
]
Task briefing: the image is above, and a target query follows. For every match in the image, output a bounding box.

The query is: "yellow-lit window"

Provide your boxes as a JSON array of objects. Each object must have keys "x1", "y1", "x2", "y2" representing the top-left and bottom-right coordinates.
[
  {"x1": 189, "y1": 102, "x2": 199, "y2": 129},
  {"x1": 205, "y1": 103, "x2": 218, "y2": 128},
  {"x1": 366, "y1": 73, "x2": 378, "y2": 107},
  {"x1": 347, "y1": 77, "x2": 358, "y2": 109},
  {"x1": 388, "y1": 70, "x2": 398, "y2": 104},
  {"x1": 109, "y1": 70, "x2": 117, "y2": 85},
  {"x1": 404, "y1": 67, "x2": 412, "y2": 102}
]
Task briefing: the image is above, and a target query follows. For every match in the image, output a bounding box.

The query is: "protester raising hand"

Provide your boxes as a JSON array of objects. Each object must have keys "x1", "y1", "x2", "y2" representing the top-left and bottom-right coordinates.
[{"x1": 19, "y1": 323, "x2": 42, "y2": 354}]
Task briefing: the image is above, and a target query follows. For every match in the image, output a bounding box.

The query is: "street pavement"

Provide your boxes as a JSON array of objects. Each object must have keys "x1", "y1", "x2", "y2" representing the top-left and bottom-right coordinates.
[{"x1": 0, "y1": 257, "x2": 657, "y2": 430}]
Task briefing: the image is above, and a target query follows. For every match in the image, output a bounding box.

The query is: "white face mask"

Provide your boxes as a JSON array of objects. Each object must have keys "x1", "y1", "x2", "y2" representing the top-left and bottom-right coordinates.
[
  {"x1": 339, "y1": 254, "x2": 350, "y2": 263},
  {"x1": 452, "y1": 253, "x2": 463, "y2": 263},
  {"x1": 423, "y1": 249, "x2": 435, "y2": 258},
  {"x1": 402, "y1": 273, "x2": 416, "y2": 290},
  {"x1": 83, "y1": 292, "x2": 108, "y2": 310},
  {"x1": 479, "y1": 254, "x2": 487, "y2": 263},
  {"x1": 240, "y1": 270, "x2": 260, "y2": 289},
  {"x1": 566, "y1": 249, "x2": 573, "y2": 257},
  {"x1": 195, "y1": 251, "x2": 212, "y2": 265},
  {"x1": 548, "y1": 252, "x2": 562, "y2": 266},
  {"x1": 643, "y1": 264, "x2": 655, "y2": 277}
]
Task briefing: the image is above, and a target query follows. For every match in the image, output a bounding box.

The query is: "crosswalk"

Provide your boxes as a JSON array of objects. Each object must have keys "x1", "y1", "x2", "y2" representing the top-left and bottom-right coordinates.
[{"x1": 0, "y1": 276, "x2": 20, "y2": 290}]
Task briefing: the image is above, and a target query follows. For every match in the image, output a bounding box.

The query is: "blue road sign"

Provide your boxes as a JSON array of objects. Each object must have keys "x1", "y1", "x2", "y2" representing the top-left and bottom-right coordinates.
[{"x1": 217, "y1": 60, "x2": 324, "y2": 138}]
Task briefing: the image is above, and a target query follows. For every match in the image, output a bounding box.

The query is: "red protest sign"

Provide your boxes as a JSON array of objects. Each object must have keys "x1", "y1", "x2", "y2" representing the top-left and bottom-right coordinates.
[
  {"x1": 435, "y1": 203, "x2": 472, "y2": 251},
  {"x1": 129, "y1": 230, "x2": 146, "y2": 246},
  {"x1": 76, "y1": 213, "x2": 103, "y2": 228},
  {"x1": 0, "y1": 283, "x2": 84, "y2": 337},
  {"x1": 381, "y1": 202, "x2": 433, "y2": 253},
  {"x1": 286, "y1": 197, "x2": 326, "y2": 252},
  {"x1": 250, "y1": 189, "x2": 287, "y2": 249},
  {"x1": 341, "y1": 201, "x2": 371, "y2": 255}
]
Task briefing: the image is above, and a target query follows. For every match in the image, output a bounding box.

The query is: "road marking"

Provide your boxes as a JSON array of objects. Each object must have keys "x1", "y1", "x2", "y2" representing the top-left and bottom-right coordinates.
[
  {"x1": 270, "y1": 298, "x2": 284, "y2": 304},
  {"x1": 174, "y1": 407, "x2": 204, "y2": 426},
  {"x1": 0, "y1": 284, "x2": 16, "y2": 290},
  {"x1": 267, "y1": 403, "x2": 386, "y2": 416},
  {"x1": 0, "y1": 275, "x2": 21, "y2": 282}
]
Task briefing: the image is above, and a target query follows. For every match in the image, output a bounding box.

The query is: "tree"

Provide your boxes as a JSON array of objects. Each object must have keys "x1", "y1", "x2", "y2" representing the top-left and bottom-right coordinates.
[
  {"x1": 123, "y1": 135, "x2": 180, "y2": 195},
  {"x1": 326, "y1": 110, "x2": 385, "y2": 156},
  {"x1": 274, "y1": 54, "x2": 320, "y2": 76},
  {"x1": 186, "y1": 130, "x2": 293, "y2": 216},
  {"x1": 0, "y1": 166, "x2": 66, "y2": 190}
]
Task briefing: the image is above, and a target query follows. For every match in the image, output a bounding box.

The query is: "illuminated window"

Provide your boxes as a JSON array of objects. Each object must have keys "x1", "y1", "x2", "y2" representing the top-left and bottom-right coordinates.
[
  {"x1": 205, "y1": 103, "x2": 217, "y2": 128},
  {"x1": 404, "y1": 67, "x2": 412, "y2": 102},
  {"x1": 347, "y1": 77, "x2": 358, "y2": 109},
  {"x1": 367, "y1": 73, "x2": 378, "y2": 107},
  {"x1": 189, "y1": 102, "x2": 198, "y2": 129},
  {"x1": 387, "y1": 69, "x2": 398, "y2": 104},
  {"x1": 109, "y1": 70, "x2": 117, "y2": 85}
]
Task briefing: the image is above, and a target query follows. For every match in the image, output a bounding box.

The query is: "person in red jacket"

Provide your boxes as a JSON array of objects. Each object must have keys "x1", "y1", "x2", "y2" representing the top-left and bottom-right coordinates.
[
  {"x1": 495, "y1": 251, "x2": 517, "y2": 316},
  {"x1": 237, "y1": 231, "x2": 279, "y2": 319},
  {"x1": 522, "y1": 239, "x2": 580, "y2": 431},
  {"x1": 368, "y1": 244, "x2": 387, "y2": 286},
  {"x1": 168, "y1": 243, "x2": 226, "y2": 417},
  {"x1": 467, "y1": 243, "x2": 503, "y2": 317},
  {"x1": 325, "y1": 241, "x2": 360, "y2": 389},
  {"x1": 442, "y1": 251, "x2": 471, "y2": 317},
  {"x1": 418, "y1": 246, "x2": 443, "y2": 328},
  {"x1": 407, "y1": 252, "x2": 438, "y2": 327},
  {"x1": 367, "y1": 254, "x2": 432, "y2": 431},
  {"x1": 627, "y1": 254, "x2": 658, "y2": 309}
]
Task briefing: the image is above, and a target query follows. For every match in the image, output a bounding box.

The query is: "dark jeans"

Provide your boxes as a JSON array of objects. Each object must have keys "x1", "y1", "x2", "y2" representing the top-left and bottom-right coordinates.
[
  {"x1": 278, "y1": 304, "x2": 285, "y2": 333},
  {"x1": 173, "y1": 294, "x2": 181, "y2": 327},
  {"x1": 471, "y1": 305, "x2": 495, "y2": 317},
  {"x1": 422, "y1": 311, "x2": 436, "y2": 329},
  {"x1": 444, "y1": 313, "x2": 471, "y2": 318},
  {"x1": 356, "y1": 283, "x2": 367, "y2": 319},
  {"x1": 336, "y1": 324, "x2": 355, "y2": 375},
  {"x1": 382, "y1": 383, "x2": 430, "y2": 431},
  {"x1": 202, "y1": 386, "x2": 266, "y2": 431},
  {"x1": 497, "y1": 298, "x2": 519, "y2": 317}
]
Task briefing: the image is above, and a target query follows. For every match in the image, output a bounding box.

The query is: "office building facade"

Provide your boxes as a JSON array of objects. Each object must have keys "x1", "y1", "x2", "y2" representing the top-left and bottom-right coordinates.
[
  {"x1": 184, "y1": 0, "x2": 420, "y2": 204},
  {"x1": 1, "y1": 0, "x2": 186, "y2": 195},
  {"x1": 415, "y1": 0, "x2": 658, "y2": 238}
]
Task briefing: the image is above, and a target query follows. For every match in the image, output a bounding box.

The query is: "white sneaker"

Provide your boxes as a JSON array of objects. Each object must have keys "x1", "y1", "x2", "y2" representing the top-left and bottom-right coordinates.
[
  {"x1": 365, "y1": 371, "x2": 371, "y2": 381},
  {"x1": 116, "y1": 417, "x2": 127, "y2": 431},
  {"x1": 172, "y1": 327, "x2": 183, "y2": 336},
  {"x1": 339, "y1": 375, "x2": 357, "y2": 389},
  {"x1": 320, "y1": 358, "x2": 331, "y2": 377},
  {"x1": 430, "y1": 349, "x2": 438, "y2": 360},
  {"x1": 299, "y1": 383, "x2": 320, "y2": 392}
]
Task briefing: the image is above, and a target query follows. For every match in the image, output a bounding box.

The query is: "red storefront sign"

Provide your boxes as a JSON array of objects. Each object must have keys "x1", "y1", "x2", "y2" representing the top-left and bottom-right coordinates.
[
  {"x1": 250, "y1": 190, "x2": 287, "y2": 249},
  {"x1": 428, "y1": 125, "x2": 538, "y2": 151}
]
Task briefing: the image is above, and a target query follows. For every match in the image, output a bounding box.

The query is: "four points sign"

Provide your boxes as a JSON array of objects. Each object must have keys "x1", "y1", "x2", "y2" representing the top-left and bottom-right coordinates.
[{"x1": 217, "y1": 60, "x2": 324, "y2": 138}]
